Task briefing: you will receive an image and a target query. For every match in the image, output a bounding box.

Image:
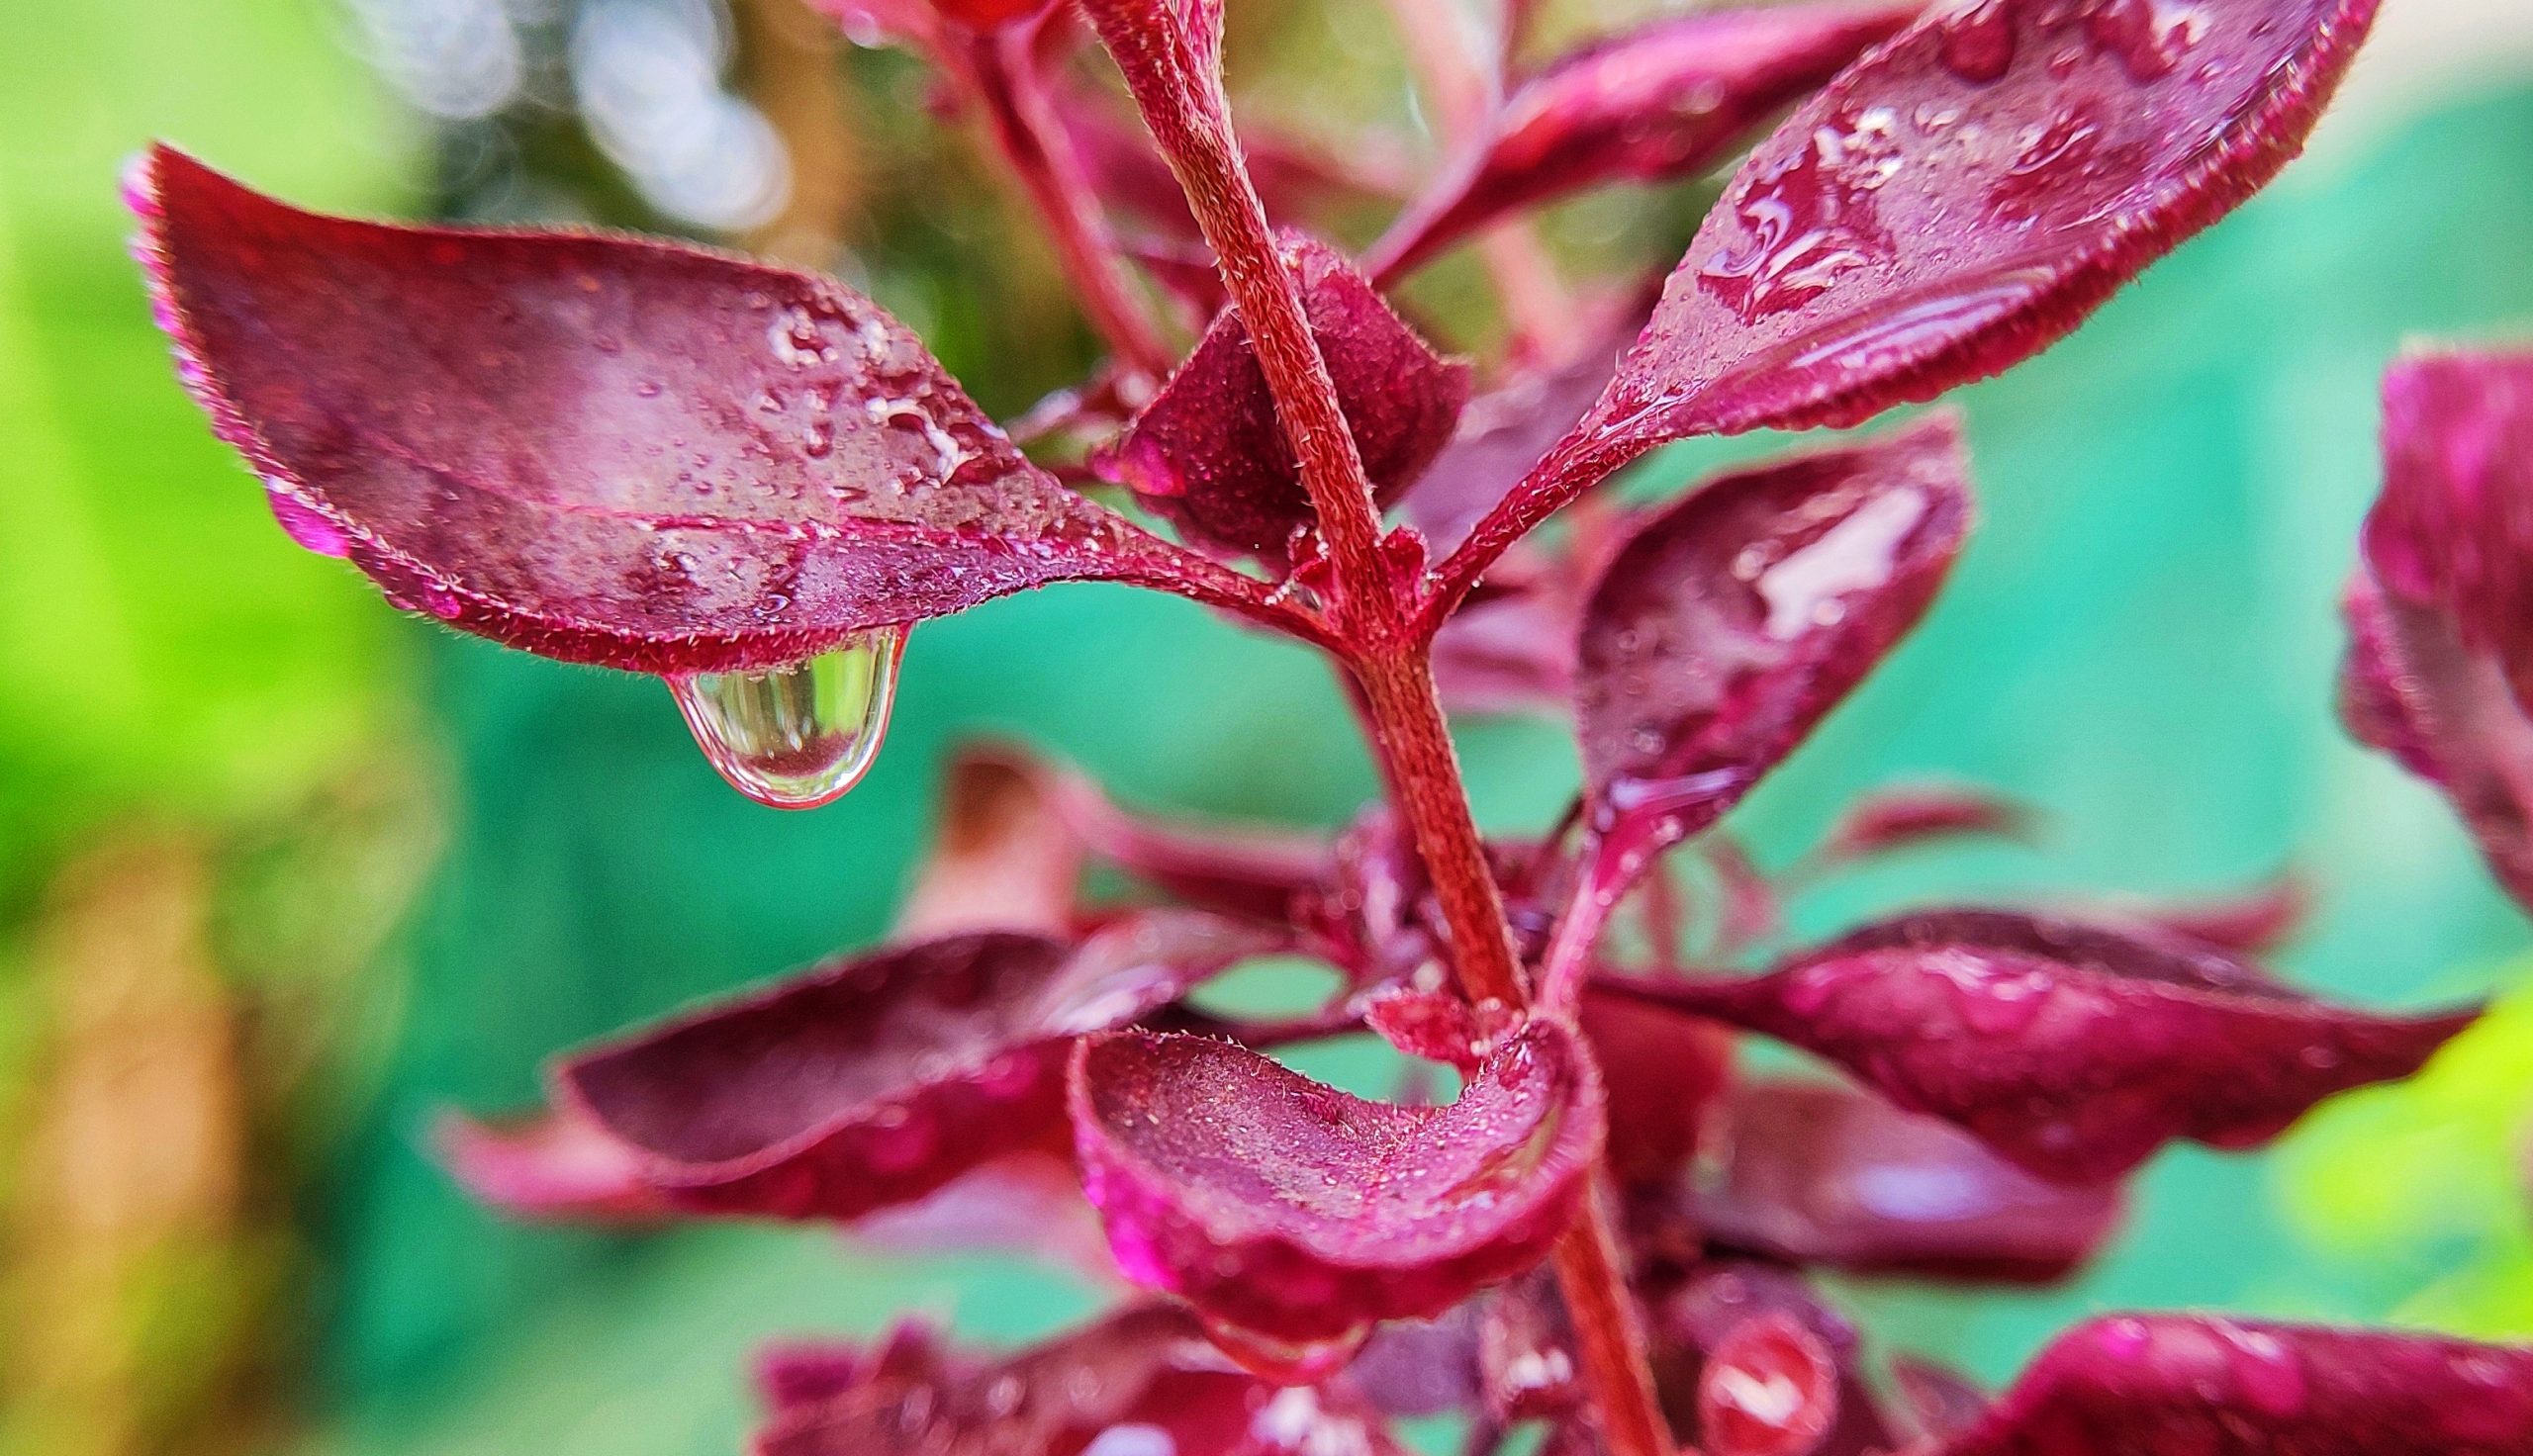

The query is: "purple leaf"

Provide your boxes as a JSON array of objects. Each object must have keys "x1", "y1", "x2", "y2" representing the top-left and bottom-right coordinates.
[
  {"x1": 1940, "y1": 1318, "x2": 2533, "y2": 1456},
  {"x1": 134, "y1": 145, "x2": 1267, "y2": 675},
  {"x1": 1601, "y1": 917, "x2": 2479, "y2": 1183},
  {"x1": 2362, "y1": 350, "x2": 2533, "y2": 711},
  {"x1": 1572, "y1": 417, "x2": 1972, "y2": 892},
  {"x1": 756, "y1": 1303, "x2": 1412, "y2": 1456},
  {"x1": 1680, "y1": 1079, "x2": 2124, "y2": 1283},
  {"x1": 1069, "y1": 1021, "x2": 1603, "y2": 1343},
  {"x1": 842, "y1": 1152, "x2": 1115, "y2": 1276},
  {"x1": 1366, "y1": 0, "x2": 1922, "y2": 281},
  {"x1": 1440, "y1": 0, "x2": 2380, "y2": 587},
  {"x1": 449, "y1": 914, "x2": 1268, "y2": 1224},
  {"x1": 1098, "y1": 233, "x2": 1470, "y2": 564}
]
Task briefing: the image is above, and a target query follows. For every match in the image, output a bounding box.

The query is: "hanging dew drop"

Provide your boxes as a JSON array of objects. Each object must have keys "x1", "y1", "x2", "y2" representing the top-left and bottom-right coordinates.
[{"x1": 668, "y1": 626, "x2": 907, "y2": 809}]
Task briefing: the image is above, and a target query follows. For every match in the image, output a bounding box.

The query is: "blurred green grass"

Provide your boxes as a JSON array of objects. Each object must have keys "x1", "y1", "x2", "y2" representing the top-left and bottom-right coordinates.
[{"x1": 3, "y1": 4, "x2": 2531, "y2": 1455}]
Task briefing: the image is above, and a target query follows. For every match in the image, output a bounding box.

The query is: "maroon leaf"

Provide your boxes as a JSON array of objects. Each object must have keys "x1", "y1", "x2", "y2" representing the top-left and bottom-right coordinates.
[
  {"x1": 755, "y1": 1320, "x2": 959, "y2": 1418},
  {"x1": 1069, "y1": 1021, "x2": 1603, "y2": 1343},
  {"x1": 1813, "y1": 783, "x2": 2032, "y2": 865},
  {"x1": 1474, "y1": 1274, "x2": 1585, "y2": 1424},
  {"x1": 894, "y1": 745, "x2": 1086, "y2": 940},
  {"x1": 1681, "y1": 1079, "x2": 2124, "y2": 1283},
  {"x1": 2362, "y1": 350, "x2": 2533, "y2": 712},
  {"x1": 1098, "y1": 233, "x2": 1470, "y2": 564},
  {"x1": 1646, "y1": 1263, "x2": 1897, "y2": 1456},
  {"x1": 1817, "y1": 905, "x2": 2296, "y2": 999},
  {"x1": 1036, "y1": 756, "x2": 1332, "y2": 927},
  {"x1": 756, "y1": 1303, "x2": 1412, "y2": 1456},
  {"x1": 447, "y1": 914, "x2": 1268, "y2": 1224},
  {"x1": 1601, "y1": 917, "x2": 2479, "y2": 1183},
  {"x1": 1889, "y1": 1356, "x2": 1990, "y2": 1445},
  {"x1": 2341, "y1": 572, "x2": 2533, "y2": 911},
  {"x1": 1580, "y1": 989, "x2": 1736, "y2": 1188},
  {"x1": 1365, "y1": 0, "x2": 1922, "y2": 281},
  {"x1": 843, "y1": 1152, "x2": 1115, "y2": 1276},
  {"x1": 1437, "y1": 0, "x2": 2380, "y2": 592},
  {"x1": 2130, "y1": 874, "x2": 2309, "y2": 956},
  {"x1": 1569, "y1": 417, "x2": 1971, "y2": 915},
  {"x1": 134, "y1": 145, "x2": 1270, "y2": 675},
  {"x1": 1698, "y1": 1312, "x2": 1841, "y2": 1456},
  {"x1": 435, "y1": 1108, "x2": 668, "y2": 1224},
  {"x1": 1940, "y1": 1318, "x2": 2533, "y2": 1456}
]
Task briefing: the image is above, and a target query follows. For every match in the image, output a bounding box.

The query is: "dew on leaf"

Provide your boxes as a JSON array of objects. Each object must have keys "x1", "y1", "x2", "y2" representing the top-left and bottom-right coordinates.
[{"x1": 669, "y1": 625, "x2": 907, "y2": 808}]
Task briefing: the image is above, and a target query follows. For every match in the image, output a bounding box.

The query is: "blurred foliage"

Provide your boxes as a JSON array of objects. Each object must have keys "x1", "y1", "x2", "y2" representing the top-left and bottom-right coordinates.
[
  {"x1": 0, "y1": 2, "x2": 434, "y2": 1454},
  {"x1": 2278, "y1": 975, "x2": 2533, "y2": 1340}
]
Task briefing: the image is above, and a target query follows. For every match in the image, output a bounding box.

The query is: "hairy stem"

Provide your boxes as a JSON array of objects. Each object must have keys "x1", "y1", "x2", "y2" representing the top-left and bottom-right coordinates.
[
  {"x1": 967, "y1": 30, "x2": 1175, "y2": 386},
  {"x1": 1080, "y1": 11, "x2": 1677, "y2": 1451}
]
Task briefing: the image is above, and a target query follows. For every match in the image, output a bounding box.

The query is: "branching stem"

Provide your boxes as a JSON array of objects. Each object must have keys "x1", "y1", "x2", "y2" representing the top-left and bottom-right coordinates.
[{"x1": 1077, "y1": 10, "x2": 1679, "y2": 1449}]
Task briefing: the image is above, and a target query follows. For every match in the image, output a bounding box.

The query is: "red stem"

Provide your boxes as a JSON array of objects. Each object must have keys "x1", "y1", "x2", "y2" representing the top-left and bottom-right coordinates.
[
  {"x1": 1079, "y1": 10, "x2": 1677, "y2": 1452},
  {"x1": 966, "y1": 29, "x2": 1175, "y2": 386}
]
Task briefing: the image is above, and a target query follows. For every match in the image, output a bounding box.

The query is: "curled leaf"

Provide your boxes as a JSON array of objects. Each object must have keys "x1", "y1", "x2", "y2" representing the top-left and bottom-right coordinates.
[
  {"x1": 1099, "y1": 233, "x2": 1470, "y2": 564},
  {"x1": 1439, "y1": 0, "x2": 2380, "y2": 589},
  {"x1": 2341, "y1": 573, "x2": 2533, "y2": 911},
  {"x1": 448, "y1": 914, "x2": 1267, "y2": 1224},
  {"x1": 1813, "y1": 783, "x2": 2032, "y2": 865},
  {"x1": 2362, "y1": 350, "x2": 2533, "y2": 711},
  {"x1": 1367, "y1": 0, "x2": 1921, "y2": 281},
  {"x1": 134, "y1": 145, "x2": 1266, "y2": 675},
  {"x1": 1681, "y1": 1079, "x2": 2123, "y2": 1283},
  {"x1": 1602, "y1": 915, "x2": 2478, "y2": 1183},
  {"x1": 1942, "y1": 1318, "x2": 2533, "y2": 1456},
  {"x1": 1069, "y1": 1022, "x2": 1603, "y2": 1342},
  {"x1": 1646, "y1": 1263, "x2": 1897, "y2": 1456},
  {"x1": 1698, "y1": 1311, "x2": 1841, "y2": 1456},
  {"x1": 1571, "y1": 417, "x2": 1971, "y2": 901}
]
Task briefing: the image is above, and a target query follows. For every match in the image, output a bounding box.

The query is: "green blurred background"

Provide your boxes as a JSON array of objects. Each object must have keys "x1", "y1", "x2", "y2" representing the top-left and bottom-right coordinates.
[{"x1": 5, "y1": 1, "x2": 2533, "y2": 1453}]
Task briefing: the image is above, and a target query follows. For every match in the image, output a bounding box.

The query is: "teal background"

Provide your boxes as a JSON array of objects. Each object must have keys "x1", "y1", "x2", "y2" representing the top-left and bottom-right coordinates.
[{"x1": 4, "y1": 3, "x2": 2531, "y2": 1452}]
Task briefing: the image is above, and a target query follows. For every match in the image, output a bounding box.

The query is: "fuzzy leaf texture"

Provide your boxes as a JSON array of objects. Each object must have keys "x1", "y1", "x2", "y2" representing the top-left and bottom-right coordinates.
[
  {"x1": 1448, "y1": 0, "x2": 2383, "y2": 582},
  {"x1": 1936, "y1": 1318, "x2": 2533, "y2": 1456},
  {"x1": 1100, "y1": 233, "x2": 1470, "y2": 564},
  {"x1": 754, "y1": 1303, "x2": 1411, "y2": 1456},
  {"x1": 1603, "y1": 909, "x2": 2479, "y2": 1182},
  {"x1": 446, "y1": 913, "x2": 1268, "y2": 1223},
  {"x1": 1069, "y1": 1022, "x2": 1603, "y2": 1344},
  {"x1": 133, "y1": 146, "x2": 1261, "y2": 675},
  {"x1": 1572, "y1": 416, "x2": 1971, "y2": 891}
]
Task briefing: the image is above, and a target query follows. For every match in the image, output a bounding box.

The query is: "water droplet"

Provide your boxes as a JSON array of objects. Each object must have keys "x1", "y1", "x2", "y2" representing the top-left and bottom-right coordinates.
[
  {"x1": 1937, "y1": 0, "x2": 2017, "y2": 82},
  {"x1": 669, "y1": 627, "x2": 907, "y2": 809},
  {"x1": 1699, "y1": 117, "x2": 1896, "y2": 319}
]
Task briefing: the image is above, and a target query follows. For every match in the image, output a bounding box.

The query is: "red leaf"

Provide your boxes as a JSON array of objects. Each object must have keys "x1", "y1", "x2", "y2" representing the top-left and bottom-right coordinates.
[
  {"x1": 434, "y1": 1108, "x2": 668, "y2": 1224},
  {"x1": 2341, "y1": 573, "x2": 2533, "y2": 912},
  {"x1": 2363, "y1": 353, "x2": 2533, "y2": 701},
  {"x1": 1941, "y1": 1318, "x2": 2533, "y2": 1456},
  {"x1": 1573, "y1": 417, "x2": 1971, "y2": 888},
  {"x1": 1602, "y1": 915, "x2": 2478, "y2": 1183},
  {"x1": 1069, "y1": 1021, "x2": 1603, "y2": 1343},
  {"x1": 1679, "y1": 1079, "x2": 2124, "y2": 1283},
  {"x1": 1366, "y1": 0, "x2": 1921, "y2": 281},
  {"x1": 756, "y1": 1303, "x2": 1413, "y2": 1456},
  {"x1": 1437, "y1": 0, "x2": 2380, "y2": 591},
  {"x1": 1814, "y1": 782, "x2": 2032, "y2": 864},
  {"x1": 134, "y1": 145, "x2": 1265, "y2": 675},
  {"x1": 446, "y1": 914, "x2": 1267, "y2": 1224},
  {"x1": 1099, "y1": 234, "x2": 1470, "y2": 564},
  {"x1": 1698, "y1": 1311, "x2": 1841, "y2": 1456}
]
